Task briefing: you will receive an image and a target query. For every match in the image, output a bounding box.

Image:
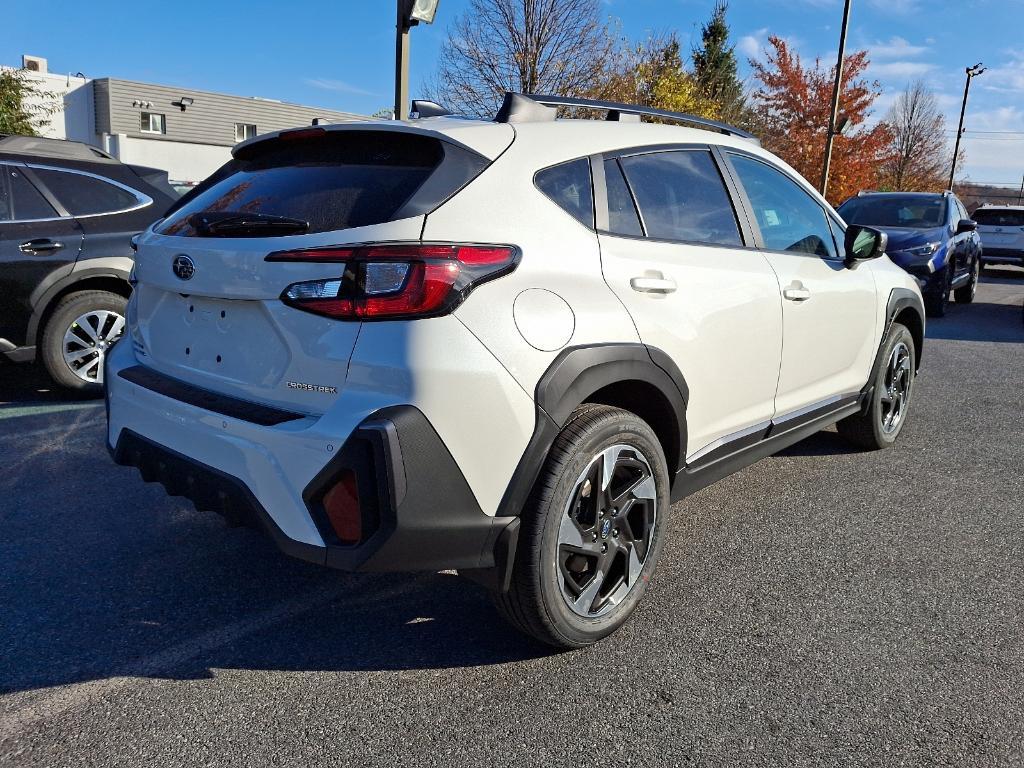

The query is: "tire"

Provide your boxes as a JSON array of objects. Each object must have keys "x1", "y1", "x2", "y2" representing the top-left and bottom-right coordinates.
[
  {"x1": 924, "y1": 267, "x2": 951, "y2": 317},
  {"x1": 40, "y1": 290, "x2": 127, "y2": 394},
  {"x1": 954, "y1": 259, "x2": 979, "y2": 304},
  {"x1": 493, "y1": 404, "x2": 670, "y2": 649},
  {"x1": 837, "y1": 322, "x2": 916, "y2": 450}
]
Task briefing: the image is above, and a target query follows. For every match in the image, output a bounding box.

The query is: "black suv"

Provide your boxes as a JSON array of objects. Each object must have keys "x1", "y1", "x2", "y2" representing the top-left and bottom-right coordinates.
[
  {"x1": 837, "y1": 191, "x2": 982, "y2": 317},
  {"x1": 0, "y1": 135, "x2": 177, "y2": 391}
]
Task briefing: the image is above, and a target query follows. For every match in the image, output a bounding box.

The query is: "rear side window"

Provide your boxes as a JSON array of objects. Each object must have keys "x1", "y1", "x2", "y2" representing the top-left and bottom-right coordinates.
[
  {"x1": 4, "y1": 166, "x2": 58, "y2": 220},
  {"x1": 618, "y1": 150, "x2": 742, "y2": 246},
  {"x1": 974, "y1": 209, "x2": 1024, "y2": 227},
  {"x1": 535, "y1": 158, "x2": 594, "y2": 228},
  {"x1": 158, "y1": 130, "x2": 488, "y2": 237},
  {"x1": 603, "y1": 159, "x2": 643, "y2": 237},
  {"x1": 31, "y1": 167, "x2": 142, "y2": 216}
]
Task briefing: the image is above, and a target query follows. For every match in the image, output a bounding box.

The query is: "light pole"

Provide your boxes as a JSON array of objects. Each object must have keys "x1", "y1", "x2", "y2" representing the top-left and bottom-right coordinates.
[
  {"x1": 948, "y1": 63, "x2": 986, "y2": 191},
  {"x1": 395, "y1": 0, "x2": 440, "y2": 121},
  {"x1": 820, "y1": 0, "x2": 852, "y2": 198}
]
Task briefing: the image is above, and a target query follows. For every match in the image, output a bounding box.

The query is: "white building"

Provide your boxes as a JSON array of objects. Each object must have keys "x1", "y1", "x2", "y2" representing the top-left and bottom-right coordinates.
[{"x1": 8, "y1": 54, "x2": 369, "y2": 184}]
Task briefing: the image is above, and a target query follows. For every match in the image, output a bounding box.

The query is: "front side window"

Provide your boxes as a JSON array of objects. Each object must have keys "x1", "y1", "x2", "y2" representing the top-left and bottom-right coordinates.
[
  {"x1": 140, "y1": 112, "x2": 166, "y2": 134},
  {"x1": 31, "y1": 168, "x2": 142, "y2": 217},
  {"x1": 235, "y1": 123, "x2": 257, "y2": 143},
  {"x1": 618, "y1": 150, "x2": 742, "y2": 246},
  {"x1": 535, "y1": 158, "x2": 594, "y2": 228},
  {"x1": 729, "y1": 153, "x2": 838, "y2": 259},
  {"x1": 4, "y1": 166, "x2": 58, "y2": 220}
]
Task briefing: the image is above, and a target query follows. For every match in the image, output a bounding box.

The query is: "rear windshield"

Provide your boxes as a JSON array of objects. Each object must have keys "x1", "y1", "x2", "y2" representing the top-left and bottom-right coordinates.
[
  {"x1": 838, "y1": 196, "x2": 947, "y2": 229},
  {"x1": 157, "y1": 130, "x2": 487, "y2": 237},
  {"x1": 973, "y1": 209, "x2": 1024, "y2": 227}
]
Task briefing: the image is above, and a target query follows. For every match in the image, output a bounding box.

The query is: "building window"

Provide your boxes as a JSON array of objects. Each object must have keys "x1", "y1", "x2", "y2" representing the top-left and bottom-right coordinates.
[
  {"x1": 140, "y1": 112, "x2": 166, "y2": 134},
  {"x1": 235, "y1": 123, "x2": 257, "y2": 142}
]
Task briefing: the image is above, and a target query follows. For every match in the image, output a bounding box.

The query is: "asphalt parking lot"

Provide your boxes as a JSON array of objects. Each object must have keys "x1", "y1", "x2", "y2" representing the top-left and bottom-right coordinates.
[{"x1": 1, "y1": 270, "x2": 1022, "y2": 767}]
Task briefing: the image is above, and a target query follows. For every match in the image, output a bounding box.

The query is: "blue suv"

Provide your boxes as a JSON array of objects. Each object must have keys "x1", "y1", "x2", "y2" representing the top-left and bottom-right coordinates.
[{"x1": 837, "y1": 191, "x2": 982, "y2": 317}]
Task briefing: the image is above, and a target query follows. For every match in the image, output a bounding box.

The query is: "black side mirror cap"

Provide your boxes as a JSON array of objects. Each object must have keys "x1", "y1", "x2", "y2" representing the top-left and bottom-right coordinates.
[
  {"x1": 956, "y1": 218, "x2": 978, "y2": 234},
  {"x1": 844, "y1": 225, "x2": 888, "y2": 269}
]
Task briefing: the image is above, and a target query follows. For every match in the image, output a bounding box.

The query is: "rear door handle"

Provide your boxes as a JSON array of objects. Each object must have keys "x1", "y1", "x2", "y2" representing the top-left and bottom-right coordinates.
[
  {"x1": 19, "y1": 239, "x2": 64, "y2": 254},
  {"x1": 630, "y1": 276, "x2": 677, "y2": 294},
  {"x1": 783, "y1": 285, "x2": 811, "y2": 302}
]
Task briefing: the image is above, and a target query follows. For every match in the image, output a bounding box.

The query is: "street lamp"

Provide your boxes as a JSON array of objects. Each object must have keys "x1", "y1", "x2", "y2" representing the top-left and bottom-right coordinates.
[
  {"x1": 948, "y1": 63, "x2": 986, "y2": 191},
  {"x1": 820, "y1": 0, "x2": 852, "y2": 198},
  {"x1": 395, "y1": 0, "x2": 440, "y2": 121}
]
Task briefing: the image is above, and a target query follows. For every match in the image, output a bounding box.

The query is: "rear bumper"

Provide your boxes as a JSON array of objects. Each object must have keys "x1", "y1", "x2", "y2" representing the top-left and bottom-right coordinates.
[
  {"x1": 981, "y1": 249, "x2": 1024, "y2": 265},
  {"x1": 106, "y1": 345, "x2": 518, "y2": 574}
]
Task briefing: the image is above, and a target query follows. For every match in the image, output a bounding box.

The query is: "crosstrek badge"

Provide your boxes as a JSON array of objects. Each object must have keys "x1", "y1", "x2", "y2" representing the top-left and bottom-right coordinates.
[{"x1": 286, "y1": 381, "x2": 338, "y2": 394}]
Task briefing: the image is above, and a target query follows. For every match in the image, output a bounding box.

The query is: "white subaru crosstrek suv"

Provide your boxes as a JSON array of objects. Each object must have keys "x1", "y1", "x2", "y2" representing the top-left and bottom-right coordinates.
[
  {"x1": 105, "y1": 94, "x2": 925, "y2": 648},
  {"x1": 974, "y1": 204, "x2": 1024, "y2": 271}
]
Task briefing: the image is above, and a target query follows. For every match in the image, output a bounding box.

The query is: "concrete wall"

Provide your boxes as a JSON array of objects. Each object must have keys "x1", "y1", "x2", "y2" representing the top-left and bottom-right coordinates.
[
  {"x1": 2, "y1": 67, "x2": 90, "y2": 141},
  {"x1": 110, "y1": 135, "x2": 232, "y2": 182}
]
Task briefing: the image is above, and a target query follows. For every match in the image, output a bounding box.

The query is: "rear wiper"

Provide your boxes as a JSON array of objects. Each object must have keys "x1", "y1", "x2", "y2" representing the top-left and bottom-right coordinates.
[{"x1": 190, "y1": 212, "x2": 309, "y2": 237}]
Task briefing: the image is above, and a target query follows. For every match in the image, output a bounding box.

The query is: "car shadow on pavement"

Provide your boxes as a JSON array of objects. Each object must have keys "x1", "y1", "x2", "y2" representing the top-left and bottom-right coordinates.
[{"x1": 0, "y1": 414, "x2": 553, "y2": 697}]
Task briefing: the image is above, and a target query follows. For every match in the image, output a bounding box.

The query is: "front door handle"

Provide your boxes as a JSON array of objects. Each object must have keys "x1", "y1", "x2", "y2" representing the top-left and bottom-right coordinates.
[
  {"x1": 630, "y1": 276, "x2": 677, "y2": 294},
  {"x1": 783, "y1": 284, "x2": 811, "y2": 302},
  {"x1": 19, "y1": 239, "x2": 64, "y2": 254}
]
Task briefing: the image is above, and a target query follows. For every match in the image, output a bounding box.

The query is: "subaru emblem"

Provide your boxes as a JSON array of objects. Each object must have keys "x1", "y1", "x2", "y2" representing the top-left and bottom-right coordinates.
[{"x1": 172, "y1": 255, "x2": 195, "y2": 281}]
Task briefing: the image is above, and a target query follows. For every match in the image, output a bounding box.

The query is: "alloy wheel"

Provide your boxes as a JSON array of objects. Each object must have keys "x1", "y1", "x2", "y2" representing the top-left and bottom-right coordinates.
[
  {"x1": 62, "y1": 309, "x2": 125, "y2": 384},
  {"x1": 556, "y1": 444, "x2": 657, "y2": 618},
  {"x1": 880, "y1": 341, "x2": 912, "y2": 435}
]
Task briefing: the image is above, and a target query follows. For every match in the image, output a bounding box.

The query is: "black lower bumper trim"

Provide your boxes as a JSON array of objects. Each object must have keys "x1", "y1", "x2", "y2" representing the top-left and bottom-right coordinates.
[{"x1": 109, "y1": 405, "x2": 518, "y2": 575}]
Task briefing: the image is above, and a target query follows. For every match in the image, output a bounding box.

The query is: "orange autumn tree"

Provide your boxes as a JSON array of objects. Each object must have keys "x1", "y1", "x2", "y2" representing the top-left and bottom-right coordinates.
[{"x1": 750, "y1": 37, "x2": 893, "y2": 205}]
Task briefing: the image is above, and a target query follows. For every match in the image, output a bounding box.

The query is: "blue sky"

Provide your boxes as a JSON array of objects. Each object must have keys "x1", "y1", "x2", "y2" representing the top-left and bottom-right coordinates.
[{"x1": 2, "y1": 0, "x2": 1022, "y2": 183}]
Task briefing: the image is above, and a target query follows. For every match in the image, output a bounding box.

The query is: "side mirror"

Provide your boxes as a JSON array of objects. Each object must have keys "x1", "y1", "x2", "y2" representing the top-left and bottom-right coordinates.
[
  {"x1": 956, "y1": 218, "x2": 978, "y2": 234},
  {"x1": 844, "y1": 225, "x2": 888, "y2": 269}
]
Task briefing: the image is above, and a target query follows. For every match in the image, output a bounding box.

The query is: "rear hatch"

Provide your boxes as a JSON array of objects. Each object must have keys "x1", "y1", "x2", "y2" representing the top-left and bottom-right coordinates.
[
  {"x1": 974, "y1": 208, "x2": 1024, "y2": 252},
  {"x1": 131, "y1": 125, "x2": 509, "y2": 414}
]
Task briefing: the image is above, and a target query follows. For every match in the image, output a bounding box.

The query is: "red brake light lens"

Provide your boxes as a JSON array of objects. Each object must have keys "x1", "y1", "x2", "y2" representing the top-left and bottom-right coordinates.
[
  {"x1": 322, "y1": 469, "x2": 361, "y2": 544},
  {"x1": 270, "y1": 243, "x2": 518, "y2": 320}
]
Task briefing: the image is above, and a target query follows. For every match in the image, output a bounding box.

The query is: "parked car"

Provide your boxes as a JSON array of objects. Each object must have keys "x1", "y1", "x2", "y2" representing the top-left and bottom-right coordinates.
[
  {"x1": 837, "y1": 191, "x2": 981, "y2": 317},
  {"x1": 0, "y1": 134, "x2": 177, "y2": 391},
  {"x1": 972, "y1": 204, "x2": 1024, "y2": 272},
  {"x1": 106, "y1": 94, "x2": 925, "y2": 648}
]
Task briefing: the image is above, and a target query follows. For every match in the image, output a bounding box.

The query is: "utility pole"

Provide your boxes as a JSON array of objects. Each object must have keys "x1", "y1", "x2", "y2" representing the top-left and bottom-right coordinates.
[
  {"x1": 394, "y1": 0, "x2": 441, "y2": 121},
  {"x1": 820, "y1": 0, "x2": 852, "y2": 199},
  {"x1": 1018, "y1": 174, "x2": 1023, "y2": 205},
  {"x1": 948, "y1": 63, "x2": 986, "y2": 191}
]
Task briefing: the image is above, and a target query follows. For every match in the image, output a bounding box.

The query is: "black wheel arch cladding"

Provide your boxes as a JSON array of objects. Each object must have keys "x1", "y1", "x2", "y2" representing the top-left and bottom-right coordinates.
[{"x1": 496, "y1": 343, "x2": 688, "y2": 520}]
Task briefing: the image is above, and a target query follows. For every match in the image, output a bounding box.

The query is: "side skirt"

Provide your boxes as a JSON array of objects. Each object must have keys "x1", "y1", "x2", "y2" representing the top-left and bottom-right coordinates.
[{"x1": 670, "y1": 394, "x2": 864, "y2": 503}]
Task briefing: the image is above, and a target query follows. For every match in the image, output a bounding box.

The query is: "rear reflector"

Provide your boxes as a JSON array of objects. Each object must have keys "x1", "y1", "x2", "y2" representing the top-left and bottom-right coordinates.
[
  {"x1": 322, "y1": 469, "x2": 361, "y2": 544},
  {"x1": 271, "y1": 243, "x2": 519, "y2": 321}
]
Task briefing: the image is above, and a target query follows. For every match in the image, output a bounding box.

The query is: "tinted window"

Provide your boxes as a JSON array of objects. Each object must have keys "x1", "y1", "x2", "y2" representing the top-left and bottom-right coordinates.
[
  {"x1": 973, "y1": 209, "x2": 1024, "y2": 227},
  {"x1": 603, "y1": 159, "x2": 643, "y2": 237},
  {"x1": 5, "y1": 166, "x2": 58, "y2": 220},
  {"x1": 729, "y1": 154, "x2": 838, "y2": 259},
  {"x1": 32, "y1": 168, "x2": 141, "y2": 216},
  {"x1": 535, "y1": 158, "x2": 594, "y2": 228},
  {"x1": 837, "y1": 195, "x2": 947, "y2": 230},
  {"x1": 619, "y1": 150, "x2": 742, "y2": 246},
  {"x1": 159, "y1": 131, "x2": 481, "y2": 237}
]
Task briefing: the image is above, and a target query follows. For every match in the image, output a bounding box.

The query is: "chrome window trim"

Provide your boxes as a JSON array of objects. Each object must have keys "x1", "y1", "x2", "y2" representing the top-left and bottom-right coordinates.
[{"x1": 0, "y1": 161, "x2": 153, "y2": 223}]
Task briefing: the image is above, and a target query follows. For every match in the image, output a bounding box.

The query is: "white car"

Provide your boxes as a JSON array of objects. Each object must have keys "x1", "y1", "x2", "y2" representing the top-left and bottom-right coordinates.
[
  {"x1": 105, "y1": 94, "x2": 925, "y2": 648},
  {"x1": 974, "y1": 204, "x2": 1024, "y2": 270}
]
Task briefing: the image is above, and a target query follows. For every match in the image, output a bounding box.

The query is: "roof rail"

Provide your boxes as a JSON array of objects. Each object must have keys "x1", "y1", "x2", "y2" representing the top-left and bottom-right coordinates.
[{"x1": 494, "y1": 93, "x2": 758, "y2": 142}]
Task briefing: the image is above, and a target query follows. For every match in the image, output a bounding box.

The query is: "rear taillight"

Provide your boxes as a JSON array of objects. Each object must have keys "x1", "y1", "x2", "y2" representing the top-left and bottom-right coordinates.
[
  {"x1": 322, "y1": 469, "x2": 361, "y2": 544},
  {"x1": 269, "y1": 243, "x2": 519, "y2": 320}
]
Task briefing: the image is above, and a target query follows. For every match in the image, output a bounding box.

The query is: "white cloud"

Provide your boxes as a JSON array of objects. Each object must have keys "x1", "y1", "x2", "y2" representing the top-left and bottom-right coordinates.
[
  {"x1": 738, "y1": 28, "x2": 770, "y2": 60},
  {"x1": 865, "y1": 0, "x2": 921, "y2": 14},
  {"x1": 867, "y1": 36, "x2": 929, "y2": 60},
  {"x1": 303, "y1": 78, "x2": 373, "y2": 97},
  {"x1": 869, "y1": 61, "x2": 937, "y2": 78},
  {"x1": 979, "y1": 50, "x2": 1024, "y2": 94}
]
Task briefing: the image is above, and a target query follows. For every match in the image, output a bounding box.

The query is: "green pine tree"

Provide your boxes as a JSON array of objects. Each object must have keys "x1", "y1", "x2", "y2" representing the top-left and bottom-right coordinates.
[{"x1": 691, "y1": 2, "x2": 747, "y2": 124}]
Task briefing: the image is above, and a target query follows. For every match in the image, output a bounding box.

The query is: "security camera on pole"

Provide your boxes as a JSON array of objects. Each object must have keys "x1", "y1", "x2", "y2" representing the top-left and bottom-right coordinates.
[{"x1": 395, "y1": 0, "x2": 441, "y2": 121}]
